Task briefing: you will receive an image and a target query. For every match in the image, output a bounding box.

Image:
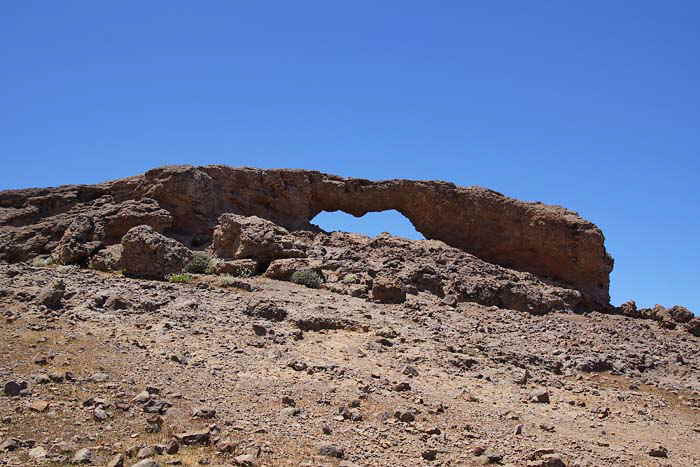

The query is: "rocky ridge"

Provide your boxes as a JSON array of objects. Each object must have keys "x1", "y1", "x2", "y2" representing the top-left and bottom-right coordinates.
[{"x1": 0, "y1": 165, "x2": 612, "y2": 308}]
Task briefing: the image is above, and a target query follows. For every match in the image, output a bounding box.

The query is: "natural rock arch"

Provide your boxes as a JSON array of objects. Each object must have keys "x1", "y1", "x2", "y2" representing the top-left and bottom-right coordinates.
[
  {"x1": 311, "y1": 209, "x2": 424, "y2": 240},
  {"x1": 0, "y1": 164, "x2": 613, "y2": 308},
  {"x1": 135, "y1": 166, "x2": 613, "y2": 308}
]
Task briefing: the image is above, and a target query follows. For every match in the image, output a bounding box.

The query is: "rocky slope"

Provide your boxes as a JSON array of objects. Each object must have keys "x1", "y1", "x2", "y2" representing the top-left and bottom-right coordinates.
[
  {"x1": 0, "y1": 262, "x2": 698, "y2": 467},
  {"x1": 0, "y1": 167, "x2": 698, "y2": 466}
]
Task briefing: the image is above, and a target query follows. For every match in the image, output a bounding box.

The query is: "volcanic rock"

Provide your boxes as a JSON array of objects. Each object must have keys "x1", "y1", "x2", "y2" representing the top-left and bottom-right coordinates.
[
  {"x1": 211, "y1": 213, "x2": 306, "y2": 261},
  {"x1": 121, "y1": 225, "x2": 193, "y2": 279},
  {"x1": 0, "y1": 165, "x2": 613, "y2": 306}
]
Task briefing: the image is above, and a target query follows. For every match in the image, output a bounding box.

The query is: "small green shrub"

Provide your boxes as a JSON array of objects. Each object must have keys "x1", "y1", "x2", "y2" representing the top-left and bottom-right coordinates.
[
  {"x1": 185, "y1": 251, "x2": 212, "y2": 274},
  {"x1": 290, "y1": 269, "x2": 323, "y2": 289},
  {"x1": 31, "y1": 255, "x2": 55, "y2": 267},
  {"x1": 342, "y1": 273, "x2": 358, "y2": 284},
  {"x1": 218, "y1": 274, "x2": 249, "y2": 287},
  {"x1": 168, "y1": 273, "x2": 193, "y2": 283},
  {"x1": 205, "y1": 258, "x2": 220, "y2": 275},
  {"x1": 235, "y1": 267, "x2": 255, "y2": 278}
]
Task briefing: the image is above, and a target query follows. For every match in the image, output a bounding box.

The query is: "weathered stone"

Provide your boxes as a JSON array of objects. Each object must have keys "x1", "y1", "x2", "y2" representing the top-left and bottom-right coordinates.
[
  {"x1": 0, "y1": 166, "x2": 613, "y2": 307},
  {"x1": 686, "y1": 318, "x2": 700, "y2": 337},
  {"x1": 263, "y1": 258, "x2": 322, "y2": 281},
  {"x1": 88, "y1": 244, "x2": 123, "y2": 271},
  {"x1": 318, "y1": 444, "x2": 344, "y2": 459},
  {"x1": 106, "y1": 453, "x2": 124, "y2": 467},
  {"x1": 36, "y1": 279, "x2": 65, "y2": 308},
  {"x1": 29, "y1": 399, "x2": 50, "y2": 412},
  {"x1": 121, "y1": 225, "x2": 193, "y2": 280},
  {"x1": 131, "y1": 459, "x2": 160, "y2": 467},
  {"x1": 208, "y1": 258, "x2": 258, "y2": 276},
  {"x1": 177, "y1": 429, "x2": 210, "y2": 445},
  {"x1": 0, "y1": 438, "x2": 19, "y2": 451},
  {"x1": 211, "y1": 213, "x2": 306, "y2": 261},
  {"x1": 530, "y1": 389, "x2": 550, "y2": 403},
  {"x1": 29, "y1": 445, "x2": 48, "y2": 459},
  {"x1": 648, "y1": 445, "x2": 668, "y2": 458},
  {"x1": 192, "y1": 407, "x2": 216, "y2": 419},
  {"x1": 667, "y1": 305, "x2": 693, "y2": 323},
  {"x1": 3, "y1": 380, "x2": 22, "y2": 396},
  {"x1": 372, "y1": 275, "x2": 405, "y2": 304},
  {"x1": 71, "y1": 447, "x2": 93, "y2": 464},
  {"x1": 165, "y1": 438, "x2": 180, "y2": 454}
]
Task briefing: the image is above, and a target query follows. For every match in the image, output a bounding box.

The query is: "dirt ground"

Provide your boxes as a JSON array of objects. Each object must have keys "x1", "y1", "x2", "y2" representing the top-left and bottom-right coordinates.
[{"x1": 1, "y1": 263, "x2": 698, "y2": 466}]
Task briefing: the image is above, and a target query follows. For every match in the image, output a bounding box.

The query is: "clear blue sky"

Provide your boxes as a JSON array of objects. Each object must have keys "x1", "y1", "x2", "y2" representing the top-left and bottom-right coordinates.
[{"x1": 2, "y1": 2, "x2": 698, "y2": 311}]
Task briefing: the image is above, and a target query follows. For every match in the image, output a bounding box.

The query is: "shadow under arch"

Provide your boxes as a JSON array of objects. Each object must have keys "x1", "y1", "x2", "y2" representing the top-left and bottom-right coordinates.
[{"x1": 310, "y1": 209, "x2": 425, "y2": 241}]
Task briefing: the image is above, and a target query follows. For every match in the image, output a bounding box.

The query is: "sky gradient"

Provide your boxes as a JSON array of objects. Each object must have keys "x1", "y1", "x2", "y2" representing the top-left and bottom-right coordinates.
[{"x1": 2, "y1": 1, "x2": 698, "y2": 311}]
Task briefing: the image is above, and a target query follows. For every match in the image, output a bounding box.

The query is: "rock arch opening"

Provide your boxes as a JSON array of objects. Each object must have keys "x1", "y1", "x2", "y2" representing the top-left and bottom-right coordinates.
[{"x1": 310, "y1": 209, "x2": 425, "y2": 241}]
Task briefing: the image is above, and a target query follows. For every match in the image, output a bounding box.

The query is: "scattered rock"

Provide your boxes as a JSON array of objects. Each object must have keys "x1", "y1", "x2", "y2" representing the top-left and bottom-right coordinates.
[
  {"x1": 29, "y1": 399, "x2": 50, "y2": 412},
  {"x1": 71, "y1": 447, "x2": 93, "y2": 464},
  {"x1": 648, "y1": 445, "x2": 668, "y2": 458},
  {"x1": 318, "y1": 444, "x2": 344, "y2": 459},
  {"x1": 165, "y1": 438, "x2": 180, "y2": 455},
  {"x1": 36, "y1": 279, "x2": 65, "y2": 308},
  {"x1": 106, "y1": 454, "x2": 124, "y2": 467},
  {"x1": 192, "y1": 407, "x2": 216, "y2": 419},
  {"x1": 3, "y1": 380, "x2": 23, "y2": 396},
  {"x1": 0, "y1": 438, "x2": 19, "y2": 452},
  {"x1": 530, "y1": 389, "x2": 550, "y2": 403},
  {"x1": 131, "y1": 459, "x2": 160, "y2": 467}
]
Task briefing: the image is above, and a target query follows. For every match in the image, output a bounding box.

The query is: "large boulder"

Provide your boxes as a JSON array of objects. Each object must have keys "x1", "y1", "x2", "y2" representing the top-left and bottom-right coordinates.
[
  {"x1": 264, "y1": 258, "x2": 321, "y2": 281},
  {"x1": 208, "y1": 258, "x2": 258, "y2": 276},
  {"x1": 47, "y1": 198, "x2": 173, "y2": 266},
  {"x1": 121, "y1": 225, "x2": 192, "y2": 279},
  {"x1": 210, "y1": 214, "x2": 306, "y2": 262}
]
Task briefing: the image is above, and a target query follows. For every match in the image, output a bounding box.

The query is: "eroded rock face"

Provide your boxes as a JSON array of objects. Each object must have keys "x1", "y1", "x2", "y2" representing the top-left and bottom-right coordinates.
[
  {"x1": 0, "y1": 165, "x2": 613, "y2": 307},
  {"x1": 0, "y1": 195, "x2": 172, "y2": 265},
  {"x1": 210, "y1": 214, "x2": 306, "y2": 262},
  {"x1": 121, "y1": 225, "x2": 192, "y2": 279}
]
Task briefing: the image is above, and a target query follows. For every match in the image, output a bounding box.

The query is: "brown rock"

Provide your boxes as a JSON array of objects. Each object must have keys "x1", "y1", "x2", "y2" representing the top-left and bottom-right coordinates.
[
  {"x1": 668, "y1": 305, "x2": 693, "y2": 323},
  {"x1": 210, "y1": 213, "x2": 305, "y2": 261},
  {"x1": 53, "y1": 216, "x2": 101, "y2": 265},
  {"x1": 36, "y1": 279, "x2": 65, "y2": 308},
  {"x1": 0, "y1": 165, "x2": 613, "y2": 307},
  {"x1": 372, "y1": 275, "x2": 405, "y2": 304},
  {"x1": 208, "y1": 258, "x2": 258, "y2": 276},
  {"x1": 29, "y1": 399, "x2": 50, "y2": 412},
  {"x1": 106, "y1": 453, "x2": 124, "y2": 467},
  {"x1": 619, "y1": 300, "x2": 639, "y2": 318},
  {"x1": 263, "y1": 258, "x2": 321, "y2": 281},
  {"x1": 88, "y1": 244, "x2": 123, "y2": 271},
  {"x1": 177, "y1": 429, "x2": 210, "y2": 445},
  {"x1": 686, "y1": 317, "x2": 700, "y2": 337},
  {"x1": 121, "y1": 225, "x2": 193, "y2": 280}
]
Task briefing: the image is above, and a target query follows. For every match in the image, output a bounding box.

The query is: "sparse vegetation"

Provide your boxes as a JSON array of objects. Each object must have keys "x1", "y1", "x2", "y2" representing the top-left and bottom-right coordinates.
[
  {"x1": 217, "y1": 274, "x2": 242, "y2": 287},
  {"x1": 167, "y1": 273, "x2": 193, "y2": 283},
  {"x1": 205, "y1": 258, "x2": 221, "y2": 274},
  {"x1": 30, "y1": 255, "x2": 55, "y2": 267},
  {"x1": 234, "y1": 267, "x2": 255, "y2": 278},
  {"x1": 185, "y1": 251, "x2": 212, "y2": 274},
  {"x1": 342, "y1": 273, "x2": 358, "y2": 284},
  {"x1": 290, "y1": 269, "x2": 323, "y2": 288}
]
